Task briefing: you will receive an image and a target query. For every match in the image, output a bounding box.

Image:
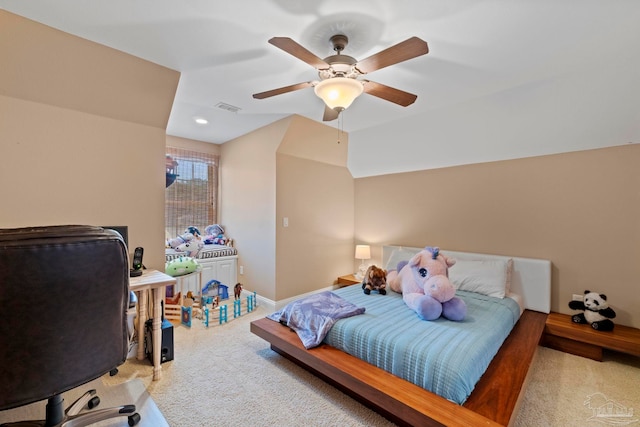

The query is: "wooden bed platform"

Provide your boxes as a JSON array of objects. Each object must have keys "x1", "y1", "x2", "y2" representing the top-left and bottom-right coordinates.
[
  {"x1": 251, "y1": 309, "x2": 547, "y2": 427},
  {"x1": 251, "y1": 247, "x2": 551, "y2": 426}
]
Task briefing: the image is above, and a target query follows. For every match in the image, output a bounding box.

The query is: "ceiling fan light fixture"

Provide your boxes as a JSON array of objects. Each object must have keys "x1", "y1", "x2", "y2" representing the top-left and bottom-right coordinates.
[{"x1": 314, "y1": 77, "x2": 363, "y2": 111}]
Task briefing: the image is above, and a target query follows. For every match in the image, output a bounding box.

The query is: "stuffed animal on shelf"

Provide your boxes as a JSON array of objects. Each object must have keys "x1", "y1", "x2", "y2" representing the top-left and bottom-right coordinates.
[
  {"x1": 165, "y1": 256, "x2": 199, "y2": 277},
  {"x1": 167, "y1": 231, "x2": 195, "y2": 249},
  {"x1": 568, "y1": 290, "x2": 616, "y2": 331},
  {"x1": 185, "y1": 226, "x2": 201, "y2": 238},
  {"x1": 362, "y1": 265, "x2": 387, "y2": 295},
  {"x1": 175, "y1": 238, "x2": 204, "y2": 258},
  {"x1": 387, "y1": 246, "x2": 466, "y2": 321},
  {"x1": 203, "y1": 224, "x2": 228, "y2": 245}
]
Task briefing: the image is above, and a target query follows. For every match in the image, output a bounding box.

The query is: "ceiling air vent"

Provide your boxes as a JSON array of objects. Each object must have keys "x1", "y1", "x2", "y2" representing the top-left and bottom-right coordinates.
[{"x1": 216, "y1": 102, "x2": 241, "y2": 113}]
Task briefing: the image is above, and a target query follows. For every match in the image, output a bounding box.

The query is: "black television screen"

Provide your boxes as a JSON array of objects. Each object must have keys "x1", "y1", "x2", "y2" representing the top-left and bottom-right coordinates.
[{"x1": 102, "y1": 225, "x2": 128, "y2": 248}]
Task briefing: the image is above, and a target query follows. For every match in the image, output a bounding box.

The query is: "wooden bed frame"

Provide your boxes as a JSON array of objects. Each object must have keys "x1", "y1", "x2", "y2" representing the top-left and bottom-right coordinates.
[{"x1": 251, "y1": 247, "x2": 551, "y2": 427}]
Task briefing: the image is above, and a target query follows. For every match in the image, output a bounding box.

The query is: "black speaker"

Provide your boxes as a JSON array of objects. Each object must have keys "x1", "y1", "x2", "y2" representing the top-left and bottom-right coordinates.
[{"x1": 144, "y1": 318, "x2": 174, "y2": 364}]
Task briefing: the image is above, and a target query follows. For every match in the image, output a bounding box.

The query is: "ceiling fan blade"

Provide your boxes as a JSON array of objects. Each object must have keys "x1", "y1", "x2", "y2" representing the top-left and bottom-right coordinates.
[
  {"x1": 362, "y1": 80, "x2": 418, "y2": 107},
  {"x1": 252, "y1": 81, "x2": 314, "y2": 99},
  {"x1": 355, "y1": 37, "x2": 429, "y2": 74},
  {"x1": 268, "y1": 37, "x2": 330, "y2": 69},
  {"x1": 323, "y1": 105, "x2": 340, "y2": 122}
]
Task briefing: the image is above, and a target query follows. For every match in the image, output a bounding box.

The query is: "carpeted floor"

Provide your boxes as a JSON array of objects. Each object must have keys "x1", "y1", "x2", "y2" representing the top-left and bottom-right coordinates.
[
  {"x1": 103, "y1": 305, "x2": 640, "y2": 427},
  {"x1": 0, "y1": 377, "x2": 167, "y2": 426},
  {"x1": 513, "y1": 345, "x2": 640, "y2": 426}
]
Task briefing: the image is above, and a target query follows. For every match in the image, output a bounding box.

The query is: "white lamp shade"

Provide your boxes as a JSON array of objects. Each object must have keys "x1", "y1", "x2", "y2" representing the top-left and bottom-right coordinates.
[
  {"x1": 314, "y1": 77, "x2": 364, "y2": 111},
  {"x1": 355, "y1": 245, "x2": 371, "y2": 260}
]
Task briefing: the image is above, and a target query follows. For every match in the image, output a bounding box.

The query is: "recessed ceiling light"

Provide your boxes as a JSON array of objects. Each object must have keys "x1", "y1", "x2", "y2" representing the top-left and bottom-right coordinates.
[{"x1": 194, "y1": 117, "x2": 208, "y2": 125}]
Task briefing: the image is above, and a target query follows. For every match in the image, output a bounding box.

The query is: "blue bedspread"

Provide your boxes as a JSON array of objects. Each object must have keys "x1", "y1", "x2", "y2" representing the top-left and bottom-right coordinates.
[{"x1": 324, "y1": 285, "x2": 521, "y2": 405}]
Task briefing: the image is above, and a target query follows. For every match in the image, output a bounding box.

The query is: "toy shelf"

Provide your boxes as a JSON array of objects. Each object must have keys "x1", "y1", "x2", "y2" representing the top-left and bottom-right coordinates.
[{"x1": 542, "y1": 312, "x2": 640, "y2": 361}]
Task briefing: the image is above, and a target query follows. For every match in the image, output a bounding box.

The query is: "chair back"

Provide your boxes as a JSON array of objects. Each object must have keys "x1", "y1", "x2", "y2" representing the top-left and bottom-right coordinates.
[{"x1": 0, "y1": 225, "x2": 129, "y2": 410}]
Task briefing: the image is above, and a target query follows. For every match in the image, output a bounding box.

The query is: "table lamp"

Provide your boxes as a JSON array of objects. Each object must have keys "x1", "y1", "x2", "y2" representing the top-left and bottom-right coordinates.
[{"x1": 355, "y1": 245, "x2": 371, "y2": 280}]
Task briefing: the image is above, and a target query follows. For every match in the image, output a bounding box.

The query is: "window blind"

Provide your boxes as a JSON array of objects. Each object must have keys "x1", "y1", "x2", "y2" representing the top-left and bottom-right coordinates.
[{"x1": 165, "y1": 147, "x2": 219, "y2": 239}]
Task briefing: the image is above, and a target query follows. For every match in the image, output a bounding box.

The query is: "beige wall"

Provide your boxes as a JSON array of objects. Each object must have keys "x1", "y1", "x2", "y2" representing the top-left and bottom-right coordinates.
[
  {"x1": 355, "y1": 144, "x2": 640, "y2": 328},
  {"x1": 276, "y1": 157, "x2": 353, "y2": 300},
  {"x1": 220, "y1": 115, "x2": 354, "y2": 302},
  {"x1": 276, "y1": 116, "x2": 354, "y2": 299},
  {"x1": 219, "y1": 118, "x2": 289, "y2": 300},
  {"x1": 0, "y1": 11, "x2": 177, "y2": 129},
  {"x1": 277, "y1": 114, "x2": 349, "y2": 167},
  {"x1": 0, "y1": 11, "x2": 179, "y2": 270}
]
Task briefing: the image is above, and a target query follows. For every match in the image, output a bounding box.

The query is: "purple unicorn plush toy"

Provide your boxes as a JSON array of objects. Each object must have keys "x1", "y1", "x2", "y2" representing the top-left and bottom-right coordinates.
[{"x1": 388, "y1": 247, "x2": 466, "y2": 321}]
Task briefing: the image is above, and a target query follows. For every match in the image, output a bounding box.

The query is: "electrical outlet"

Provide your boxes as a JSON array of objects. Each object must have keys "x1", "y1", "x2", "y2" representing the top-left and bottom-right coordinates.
[
  {"x1": 239, "y1": 265, "x2": 244, "y2": 275},
  {"x1": 572, "y1": 294, "x2": 583, "y2": 301}
]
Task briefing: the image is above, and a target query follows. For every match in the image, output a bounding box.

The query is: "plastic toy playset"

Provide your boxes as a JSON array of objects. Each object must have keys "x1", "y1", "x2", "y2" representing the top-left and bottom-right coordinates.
[{"x1": 164, "y1": 277, "x2": 257, "y2": 328}]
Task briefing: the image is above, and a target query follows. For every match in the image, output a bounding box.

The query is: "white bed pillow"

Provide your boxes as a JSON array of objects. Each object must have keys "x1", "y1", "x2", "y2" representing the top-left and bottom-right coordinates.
[
  {"x1": 449, "y1": 259, "x2": 512, "y2": 298},
  {"x1": 384, "y1": 248, "x2": 420, "y2": 272}
]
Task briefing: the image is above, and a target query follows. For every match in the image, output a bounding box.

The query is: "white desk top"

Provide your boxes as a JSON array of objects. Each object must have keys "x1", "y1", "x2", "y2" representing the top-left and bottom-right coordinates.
[{"x1": 129, "y1": 269, "x2": 175, "y2": 290}]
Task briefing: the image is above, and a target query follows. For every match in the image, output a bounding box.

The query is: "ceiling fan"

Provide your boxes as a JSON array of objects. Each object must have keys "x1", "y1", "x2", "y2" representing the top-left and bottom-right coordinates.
[{"x1": 252, "y1": 34, "x2": 429, "y2": 121}]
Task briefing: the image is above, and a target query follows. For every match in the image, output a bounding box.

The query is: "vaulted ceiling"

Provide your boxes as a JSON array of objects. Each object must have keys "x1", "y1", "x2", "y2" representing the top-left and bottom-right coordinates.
[{"x1": 2, "y1": 0, "x2": 638, "y2": 177}]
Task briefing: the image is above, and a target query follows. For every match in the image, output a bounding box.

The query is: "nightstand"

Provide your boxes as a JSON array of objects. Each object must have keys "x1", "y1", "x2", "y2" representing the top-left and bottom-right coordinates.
[
  {"x1": 542, "y1": 312, "x2": 640, "y2": 361},
  {"x1": 336, "y1": 274, "x2": 361, "y2": 287}
]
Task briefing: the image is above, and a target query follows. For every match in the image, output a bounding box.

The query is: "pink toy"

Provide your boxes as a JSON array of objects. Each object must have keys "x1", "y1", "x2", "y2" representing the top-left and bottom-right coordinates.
[{"x1": 388, "y1": 246, "x2": 466, "y2": 321}]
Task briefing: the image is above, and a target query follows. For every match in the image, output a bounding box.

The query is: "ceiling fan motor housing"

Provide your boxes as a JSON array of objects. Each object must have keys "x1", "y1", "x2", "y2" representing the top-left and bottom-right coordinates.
[
  {"x1": 318, "y1": 35, "x2": 360, "y2": 80},
  {"x1": 318, "y1": 55, "x2": 359, "y2": 80},
  {"x1": 330, "y1": 34, "x2": 349, "y2": 53}
]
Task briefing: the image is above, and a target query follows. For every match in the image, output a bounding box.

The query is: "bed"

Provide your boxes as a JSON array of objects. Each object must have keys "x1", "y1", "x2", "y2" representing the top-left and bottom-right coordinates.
[{"x1": 251, "y1": 246, "x2": 551, "y2": 427}]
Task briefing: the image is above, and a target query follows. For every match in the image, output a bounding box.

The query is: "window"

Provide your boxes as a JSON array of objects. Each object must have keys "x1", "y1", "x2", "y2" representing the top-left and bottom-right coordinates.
[{"x1": 165, "y1": 147, "x2": 219, "y2": 238}]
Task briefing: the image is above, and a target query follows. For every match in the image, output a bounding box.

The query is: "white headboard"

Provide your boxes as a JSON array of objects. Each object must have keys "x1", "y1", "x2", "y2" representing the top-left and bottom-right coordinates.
[{"x1": 382, "y1": 246, "x2": 551, "y2": 313}]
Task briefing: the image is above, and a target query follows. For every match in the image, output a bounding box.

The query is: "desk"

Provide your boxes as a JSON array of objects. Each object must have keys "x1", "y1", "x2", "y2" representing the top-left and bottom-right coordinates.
[{"x1": 129, "y1": 269, "x2": 176, "y2": 381}]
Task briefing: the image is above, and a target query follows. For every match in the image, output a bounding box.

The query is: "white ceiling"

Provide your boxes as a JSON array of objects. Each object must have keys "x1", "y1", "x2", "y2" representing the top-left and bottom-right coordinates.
[{"x1": 2, "y1": 0, "x2": 639, "y2": 177}]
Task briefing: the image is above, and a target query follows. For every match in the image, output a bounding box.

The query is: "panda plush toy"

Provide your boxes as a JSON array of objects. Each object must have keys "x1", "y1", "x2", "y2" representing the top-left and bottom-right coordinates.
[{"x1": 568, "y1": 290, "x2": 616, "y2": 331}]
